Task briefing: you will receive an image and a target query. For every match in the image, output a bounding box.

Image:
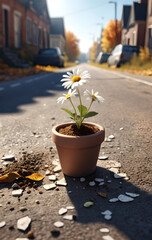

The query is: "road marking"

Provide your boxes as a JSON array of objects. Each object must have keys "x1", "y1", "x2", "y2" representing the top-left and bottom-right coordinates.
[
  {"x1": 10, "y1": 83, "x2": 21, "y2": 88},
  {"x1": 99, "y1": 68, "x2": 152, "y2": 87},
  {"x1": 25, "y1": 79, "x2": 33, "y2": 83},
  {"x1": 111, "y1": 71, "x2": 152, "y2": 87},
  {"x1": 0, "y1": 87, "x2": 4, "y2": 91}
]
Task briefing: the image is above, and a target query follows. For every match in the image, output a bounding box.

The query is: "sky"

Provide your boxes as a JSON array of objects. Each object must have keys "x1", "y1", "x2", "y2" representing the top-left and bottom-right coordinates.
[{"x1": 47, "y1": 0, "x2": 137, "y2": 53}]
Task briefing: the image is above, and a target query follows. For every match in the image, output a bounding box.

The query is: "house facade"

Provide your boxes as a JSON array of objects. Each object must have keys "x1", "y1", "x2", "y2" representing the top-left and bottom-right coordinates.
[
  {"x1": 0, "y1": 0, "x2": 50, "y2": 53},
  {"x1": 121, "y1": 0, "x2": 147, "y2": 47},
  {"x1": 49, "y1": 18, "x2": 66, "y2": 52},
  {"x1": 145, "y1": 0, "x2": 152, "y2": 54}
]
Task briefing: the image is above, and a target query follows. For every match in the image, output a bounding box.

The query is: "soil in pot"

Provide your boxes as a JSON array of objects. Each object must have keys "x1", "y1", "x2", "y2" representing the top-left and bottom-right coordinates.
[{"x1": 58, "y1": 123, "x2": 100, "y2": 136}]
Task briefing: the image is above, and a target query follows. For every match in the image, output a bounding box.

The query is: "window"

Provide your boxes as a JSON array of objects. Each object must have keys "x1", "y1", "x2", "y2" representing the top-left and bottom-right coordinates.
[
  {"x1": 26, "y1": 19, "x2": 31, "y2": 43},
  {"x1": 132, "y1": 32, "x2": 136, "y2": 46},
  {"x1": 148, "y1": 27, "x2": 152, "y2": 50},
  {"x1": 38, "y1": 27, "x2": 42, "y2": 47},
  {"x1": 33, "y1": 22, "x2": 37, "y2": 45}
]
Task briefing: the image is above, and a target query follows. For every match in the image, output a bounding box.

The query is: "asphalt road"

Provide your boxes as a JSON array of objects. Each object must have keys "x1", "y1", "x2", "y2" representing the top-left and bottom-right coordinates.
[{"x1": 0, "y1": 64, "x2": 152, "y2": 240}]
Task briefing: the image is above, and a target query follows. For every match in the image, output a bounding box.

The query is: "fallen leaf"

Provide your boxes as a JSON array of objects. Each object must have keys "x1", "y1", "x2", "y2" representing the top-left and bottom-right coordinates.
[
  {"x1": 98, "y1": 192, "x2": 107, "y2": 198},
  {"x1": 83, "y1": 201, "x2": 94, "y2": 208},
  {"x1": 0, "y1": 172, "x2": 21, "y2": 183},
  {"x1": 25, "y1": 173, "x2": 44, "y2": 181}
]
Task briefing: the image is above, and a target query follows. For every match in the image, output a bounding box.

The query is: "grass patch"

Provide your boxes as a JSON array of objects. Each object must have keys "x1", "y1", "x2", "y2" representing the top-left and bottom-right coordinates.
[{"x1": 90, "y1": 57, "x2": 152, "y2": 77}]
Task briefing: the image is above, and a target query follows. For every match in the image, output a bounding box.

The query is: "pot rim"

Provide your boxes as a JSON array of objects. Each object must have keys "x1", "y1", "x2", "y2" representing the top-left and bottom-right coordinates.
[{"x1": 52, "y1": 122, "x2": 105, "y2": 139}]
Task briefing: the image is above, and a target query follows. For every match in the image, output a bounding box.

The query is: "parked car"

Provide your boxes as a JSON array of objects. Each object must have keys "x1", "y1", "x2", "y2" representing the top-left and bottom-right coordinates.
[
  {"x1": 35, "y1": 47, "x2": 64, "y2": 67},
  {"x1": 96, "y1": 52, "x2": 110, "y2": 63},
  {"x1": 107, "y1": 44, "x2": 139, "y2": 67}
]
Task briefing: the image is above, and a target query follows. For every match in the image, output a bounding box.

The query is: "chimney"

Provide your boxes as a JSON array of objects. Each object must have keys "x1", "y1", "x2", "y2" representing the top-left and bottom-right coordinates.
[{"x1": 138, "y1": 0, "x2": 147, "y2": 3}]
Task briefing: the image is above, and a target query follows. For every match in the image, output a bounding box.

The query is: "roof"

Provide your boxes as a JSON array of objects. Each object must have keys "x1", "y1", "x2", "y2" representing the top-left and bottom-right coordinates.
[
  {"x1": 50, "y1": 18, "x2": 65, "y2": 39},
  {"x1": 134, "y1": 2, "x2": 147, "y2": 21},
  {"x1": 17, "y1": 0, "x2": 50, "y2": 19},
  {"x1": 121, "y1": 5, "x2": 131, "y2": 29},
  {"x1": 121, "y1": 1, "x2": 147, "y2": 29}
]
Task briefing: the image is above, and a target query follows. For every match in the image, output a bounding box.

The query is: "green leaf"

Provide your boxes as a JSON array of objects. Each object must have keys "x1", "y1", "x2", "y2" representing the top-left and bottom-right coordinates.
[
  {"x1": 78, "y1": 105, "x2": 88, "y2": 117},
  {"x1": 85, "y1": 111, "x2": 98, "y2": 118},
  {"x1": 61, "y1": 108, "x2": 75, "y2": 119},
  {"x1": 83, "y1": 201, "x2": 94, "y2": 208}
]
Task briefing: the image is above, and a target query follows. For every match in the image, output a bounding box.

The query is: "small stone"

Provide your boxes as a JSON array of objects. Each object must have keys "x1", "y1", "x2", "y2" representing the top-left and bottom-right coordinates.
[
  {"x1": 66, "y1": 206, "x2": 74, "y2": 210},
  {"x1": 120, "y1": 127, "x2": 124, "y2": 130},
  {"x1": 102, "y1": 235, "x2": 114, "y2": 240},
  {"x1": 45, "y1": 169, "x2": 51, "y2": 176},
  {"x1": 12, "y1": 183, "x2": 19, "y2": 190},
  {"x1": 125, "y1": 192, "x2": 140, "y2": 198},
  {"x1": 118, "y1": 194, "x2": 134, "y2": 202},
  {"x1": 89, "y1": 181, "x2": 96, "y2": 186},
  {"x1": 27, "y1": 230, "x2": 34, "y2": 238},
  {"x1": 101, "y1": 210, "x2": 112, "y2": 215},
  {"x1": 35, "y1": 200, "x2": 40, "y2": 204},
  {"x1": 104, "y1": 138, "x2": 112, "y2": 142},
  {"x1": 54, "y1": 221, "x2": 64, "y2": 228},
  {"x1": 80, "y1": 177, "x2": 85, "y2": 182},
  {"x1": 104, "y1": 214, "x2": 112, "y2": 220},
  {"x1": 107, "y1": 180, "x2": 112, "y2": 183},
  {"x1": 109, "y1": 198, "x2": 119, "y2": 203},
  {"x1": 39, "y1": 191, "x2": 43, "y2": 194},
  {"x1": 2, "y1": 155, "x2": 15, "y2": 161},
  {"x1": 53, "y1": 165, "x2": 61, "y2": 173},
  {"x1": 58, "y1": 208, "x2": 67, "y2": 215},
  {"x1": 9, "y1": 225, "x2": 15, "y2": 231},
  {"x1": 95, "y1": 178, "x2": 104, "y2": 183},
  {"x1": 43, "y1": 184, "x2": 56, "y2": 190},
  {"x1": 19, "y1": 207, "x2": 27, "y2": 212},
  {"x1": 10, "y1": 207, "x2": 14, "y2": 211},
  {"x1": 100, "y1": 228, "x2": 110, "y2": 233},
  {"x1": 56, "y1": 178, "x2": 67, "y2": 186},
  {"x1": 99, "y1": 182, "x2": 104, "y2": 186},
  {"x1": 63, "y1": 215, "x2": 73, "y2": 220},
  {"x1": 109, "y1": 168, "x2": 119, "y2": 174},
  {"x1": 27, "y1": 190, "x2": 31, "y2": 194},
  {"x1": 0, "y1": 221, "x2": 6, "y2": 228},
  {"x1": 108, "y1": 135, "x2": 115, "y2": 139},
  {"x1": 49, "y1": 175, "x2": 57, "y2": 181},
  {"x1": 114, "y1": 173, "x2": 127, "y2": 179},
  {"x1": 17, "y1": 216, "x2": 31, "y2": 231},
  {"x1": 12, "y1": 189, "x2": 23, "y2": 197},
  {"x1": 84, "y1": 201, "x2": 94, "y2": 208},
  {"x1": 45, "y1": 164, "x2": 48, "y2": 168},
  {"x1": 98, "y1": 155, "x2": 109, "y2": 160},
  {"x1": 16, "y1": 238, "x2": 29, "y2": 240},
  {"x1": 0, "y1": 204, "x2": 2, "y2": 207}
]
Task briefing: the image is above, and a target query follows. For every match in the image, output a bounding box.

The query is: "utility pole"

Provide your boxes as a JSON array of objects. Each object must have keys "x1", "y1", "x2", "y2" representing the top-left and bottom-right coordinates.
[{"x1": 109, "y1": 1, "x2": 117, "y2": 45}]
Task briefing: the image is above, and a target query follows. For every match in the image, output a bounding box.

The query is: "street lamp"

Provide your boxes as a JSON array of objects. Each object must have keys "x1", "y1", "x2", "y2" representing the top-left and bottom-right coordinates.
[{"x1": 109, "y1": 1, "x2": 117, "y2": 45}]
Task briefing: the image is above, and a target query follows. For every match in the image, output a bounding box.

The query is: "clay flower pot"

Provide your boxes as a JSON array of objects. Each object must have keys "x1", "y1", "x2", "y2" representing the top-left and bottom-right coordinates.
[{"x1": 52, "y1": 122, "x2": 105, "y2": 177}]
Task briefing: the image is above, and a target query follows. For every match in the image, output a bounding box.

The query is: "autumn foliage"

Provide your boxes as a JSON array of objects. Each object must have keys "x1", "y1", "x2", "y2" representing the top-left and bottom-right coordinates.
[
  {"x1": 65, "y1": 31, "x2": 80, "y2": 62},
  {"x1": 101, "y1": 19, "x2": 121, "y2": 53},
  {"x1": 90, "y1": 41, "x2": 98, "y2": 62}
]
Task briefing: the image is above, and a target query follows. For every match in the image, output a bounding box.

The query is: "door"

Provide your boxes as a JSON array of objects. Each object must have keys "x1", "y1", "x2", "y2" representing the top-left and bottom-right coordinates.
[
  {"x1": 4, "y1": 9, "x2": 9, "y2": 47},
  {"x1": 14, "y1": 14, "x2": 21, "y2": 48}
]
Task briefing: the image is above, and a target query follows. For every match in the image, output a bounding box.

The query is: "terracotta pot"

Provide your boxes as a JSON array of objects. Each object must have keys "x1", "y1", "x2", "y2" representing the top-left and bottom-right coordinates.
[{"x1": 52, "y1": 122, "x2": 105, "y2": 177}]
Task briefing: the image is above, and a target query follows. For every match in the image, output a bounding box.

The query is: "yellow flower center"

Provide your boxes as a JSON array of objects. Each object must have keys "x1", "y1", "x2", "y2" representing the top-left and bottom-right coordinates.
[
  {"x1": 91, "y1": 94, "x2": 97, "y2": 101},
  {"x1": 72, "y1": 75, "x2": 81, "y2": 82},
  {"x1": 66, "y1": 94, "x2": 71, "y2": 99}
]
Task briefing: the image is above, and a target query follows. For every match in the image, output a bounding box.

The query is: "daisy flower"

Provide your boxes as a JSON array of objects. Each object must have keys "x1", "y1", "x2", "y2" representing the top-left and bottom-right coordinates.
[
  {"x1": 61, "y1": 69, "x2": 91, "y2": 89},
  {"x1": 84, "y1": 89, "x2": 104, "y2": 103},
  {"x1": 57, "y1": 89, "x2": 77, "y2": 104}
]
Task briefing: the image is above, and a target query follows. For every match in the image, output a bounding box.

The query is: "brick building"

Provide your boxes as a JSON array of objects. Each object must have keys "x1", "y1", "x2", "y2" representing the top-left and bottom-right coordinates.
[{"x1": 0, "y1": 0, "x2": 50, "y2": 53}]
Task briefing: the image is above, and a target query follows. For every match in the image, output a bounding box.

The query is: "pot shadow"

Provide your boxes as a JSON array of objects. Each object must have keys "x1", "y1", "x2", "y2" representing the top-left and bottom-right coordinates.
[{"x1": 64, "y1": 167, "x2": 152, "y2": 240}]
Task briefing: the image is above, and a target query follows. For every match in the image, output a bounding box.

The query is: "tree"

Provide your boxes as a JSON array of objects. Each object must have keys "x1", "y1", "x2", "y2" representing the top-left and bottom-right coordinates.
[
  {"x1": 101, "y1": 19, "x2": 121, "y2": 53},
  {"x1": 65, "y1": 31, "x2": 80, "y2": 62},
  {"x1": 90, "y1": 41, "x2": 98, "y2": 62}
]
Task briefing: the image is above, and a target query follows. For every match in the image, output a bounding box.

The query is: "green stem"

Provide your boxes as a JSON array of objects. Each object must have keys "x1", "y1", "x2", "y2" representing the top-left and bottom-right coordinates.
[
  {"x1": 69, "y1": 98, "x2": 77, "y2": 120},
  {"x1": 77, "y1": 88, "x2": 82, "y2": 121},
  {"x1": 81, "y1": 99, "x2": 93, "y2": 123}
]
